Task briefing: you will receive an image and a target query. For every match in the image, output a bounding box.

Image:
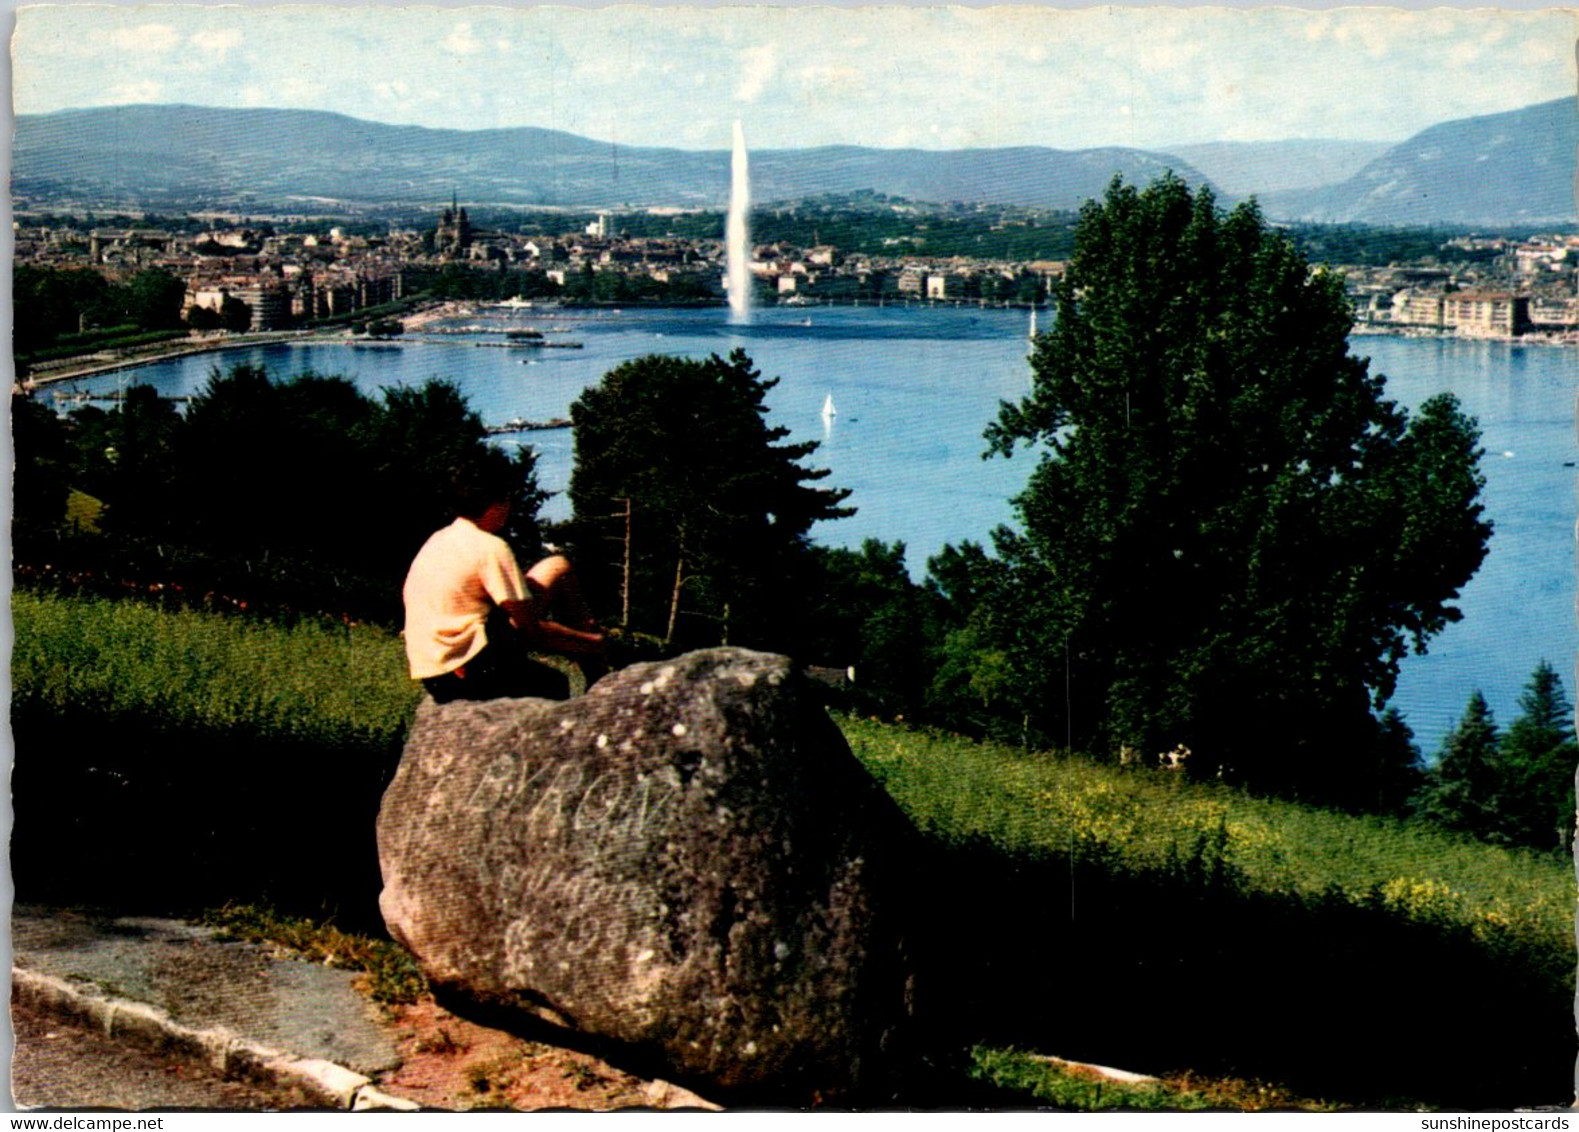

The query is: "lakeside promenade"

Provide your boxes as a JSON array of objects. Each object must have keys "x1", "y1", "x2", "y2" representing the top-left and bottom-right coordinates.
[
  {"x1": 20, "y1": 299, "x2": 1578, "y2": 397},
  {"x1": 19, "y1": 328, "x2": 319, "y2": 391}
]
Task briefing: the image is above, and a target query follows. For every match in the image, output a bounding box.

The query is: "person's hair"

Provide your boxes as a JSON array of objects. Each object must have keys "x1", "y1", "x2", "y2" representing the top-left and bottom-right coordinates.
[{"x1": 449, "y1": 452, "x2": 518, "y2": 521}]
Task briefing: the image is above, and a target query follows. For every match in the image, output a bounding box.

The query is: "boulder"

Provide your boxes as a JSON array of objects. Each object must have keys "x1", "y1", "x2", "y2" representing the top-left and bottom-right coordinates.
[{"x1": 377, "y1": 647, "x2": 921, "y2": 1105}]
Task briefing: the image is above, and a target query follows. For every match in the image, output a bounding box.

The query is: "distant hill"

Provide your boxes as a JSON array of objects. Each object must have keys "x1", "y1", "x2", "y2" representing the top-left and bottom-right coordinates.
[
  {"x1": 12, "y1": 104, "x2": 1211, "y2": 214},
  {"x1": 13, "y1": 100, "x2": 1575, "y2": 226},
  {"x1": 1163, "y1": 140, "x2": 1394, "y2": 196},
  {"x1": 1259, "y1": 98, "x2": 1577, "y2": 226}
]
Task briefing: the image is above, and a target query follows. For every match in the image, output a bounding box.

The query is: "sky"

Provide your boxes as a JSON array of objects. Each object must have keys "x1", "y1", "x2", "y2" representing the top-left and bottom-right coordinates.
[{"x1": 9, "y1": 4, "x2": 1579, "y2": 152}]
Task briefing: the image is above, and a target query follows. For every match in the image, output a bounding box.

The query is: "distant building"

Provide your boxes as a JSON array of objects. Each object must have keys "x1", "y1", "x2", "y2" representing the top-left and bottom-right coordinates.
[
  {"x1": 1442, "y1": 291, "x2": 1529, "y2": 337},
  {"x1": 435, "y1": 196, "x2": 474, "y2": 258},
  {"x1": 186, "y1": 277, "x2": 290, "y2": 330},
  {"x1": 1528, "y1": 297, "x2": 1579, "y2": 332},
  {"x1": 89, "y1": 228, "x2": 175, "y2": 265},
  {"x1": 1392, "y1": 289, "x2": 1445, "y2": 330},
  {"x1": 925, "y1": 273, "x2": 964, "y2": 300}
]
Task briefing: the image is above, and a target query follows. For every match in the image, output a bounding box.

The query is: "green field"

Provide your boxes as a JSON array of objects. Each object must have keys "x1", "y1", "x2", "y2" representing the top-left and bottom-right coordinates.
[{"x1": 12, "y1": 590, "x2": 1574, "y2": 1108}]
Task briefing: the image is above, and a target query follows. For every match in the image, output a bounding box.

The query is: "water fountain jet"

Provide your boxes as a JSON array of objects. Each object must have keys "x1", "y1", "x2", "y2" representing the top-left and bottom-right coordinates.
[{"x1": 726, "y1": 120, "x2": 752, "y2": 324}]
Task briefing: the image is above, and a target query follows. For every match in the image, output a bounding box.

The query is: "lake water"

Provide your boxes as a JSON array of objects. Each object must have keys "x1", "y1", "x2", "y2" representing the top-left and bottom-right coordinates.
[{"x1": 46, "y1": 306, "x2": 1578, "y2": 755}]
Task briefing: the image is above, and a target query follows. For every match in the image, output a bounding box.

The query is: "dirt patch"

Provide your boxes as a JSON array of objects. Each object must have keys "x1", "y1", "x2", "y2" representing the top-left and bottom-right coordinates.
[{"x1": 370, "y1": 997, "x2": 719, "y2": 1112}]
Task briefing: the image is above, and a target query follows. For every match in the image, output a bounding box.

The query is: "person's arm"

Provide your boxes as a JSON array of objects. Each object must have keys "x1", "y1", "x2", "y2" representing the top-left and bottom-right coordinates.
[{"x1": 501, "y1": 599, "x2": 606, "y2": 658}]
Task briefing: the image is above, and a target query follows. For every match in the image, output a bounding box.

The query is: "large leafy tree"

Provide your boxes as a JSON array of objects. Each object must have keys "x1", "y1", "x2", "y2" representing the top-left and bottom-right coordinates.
[
  {"x1": 974, "y1": 175, "x2": 1491, "y2": 803},
  {"x1": 566, "y1": 349, "x2": 852, "y2": 652},
  {"x1": 178, "y1": 366, "x2": 375, "y2": 560}
]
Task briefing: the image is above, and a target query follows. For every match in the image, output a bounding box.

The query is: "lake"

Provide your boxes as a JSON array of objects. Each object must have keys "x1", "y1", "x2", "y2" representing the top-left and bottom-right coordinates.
[{"x1": 44, "y1": 305, "x2": 1578, "y2": 755}]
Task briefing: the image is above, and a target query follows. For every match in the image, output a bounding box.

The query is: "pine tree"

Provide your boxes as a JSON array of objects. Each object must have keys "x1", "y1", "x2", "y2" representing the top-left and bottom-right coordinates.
[
  {"x1": 566, "y1": 349, "x2": 852, "y2": 652},
  {"x1": 1495, "y1": 660, "x2": 1577, "y2": 851},
  {"x1": 1371, "y1": 707, "x2": 1426, "y2": 815},
  {"x1": 1415, "y1": 691, "x2": 1501, "y2": 838}
]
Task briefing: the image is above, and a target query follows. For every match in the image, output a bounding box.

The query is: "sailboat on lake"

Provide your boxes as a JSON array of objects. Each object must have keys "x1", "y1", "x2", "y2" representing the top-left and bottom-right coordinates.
[{"x1": 821, "y1": 393, "x2": 837, "y2": 429}]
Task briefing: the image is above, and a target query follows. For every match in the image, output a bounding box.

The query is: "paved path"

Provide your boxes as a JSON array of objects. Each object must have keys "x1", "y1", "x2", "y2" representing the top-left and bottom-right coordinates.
[
  {"x1": 13, "y1": 907, "x2": 400, "y2": 1077},
  {"x1": 11, "y1": 906, "x2": 413, "y2": 1111},
  {"x1": 12, "y1": 1002, "x2": 316, "y2": 1110}
]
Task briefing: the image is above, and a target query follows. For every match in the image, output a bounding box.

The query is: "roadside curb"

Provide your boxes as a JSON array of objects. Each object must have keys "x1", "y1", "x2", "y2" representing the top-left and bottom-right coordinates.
[{"x1": 12, "y1": 966, "x2": 421, "y2": 1111}]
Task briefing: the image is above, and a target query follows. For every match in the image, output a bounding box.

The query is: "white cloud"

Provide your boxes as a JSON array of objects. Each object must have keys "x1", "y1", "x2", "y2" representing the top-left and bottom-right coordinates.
[
  {"x1": 108, "y1": 81, "x2": 164, "y2": 104},
  {"x1": 734, "y1": 44, "x2": 777, "y2": 103},
  {"x1": 572, "y1": 52, "x2": 644, "y2": 87},
  {"x1": 445, "y1": 23, "x2": 482, "y2": 56},
  {"x1": 792, "y1": 63, "x2": 866, "y2": 104},
  {"x1": 11, "y1": 6, "x2": 1578, "y2": 150},
  {"x1": 108, "y1": 24, "x2": 182, "y2": 54},
  {"x1": 241, "y1": 76, "x2": 327, "y2": 109},
  {"x1": 190, "y1": 29, "x2": 243, "y2": 61},
  {"x1": 275, "y1": 76, "x2": 327, "y2": 105}
]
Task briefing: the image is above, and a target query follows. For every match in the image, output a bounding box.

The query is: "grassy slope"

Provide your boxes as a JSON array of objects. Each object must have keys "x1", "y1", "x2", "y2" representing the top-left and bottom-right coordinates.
[
  {"x1": 12, "y1": 589, "x2": 419, "y2": 744},
  {"x1": 12, "y1": 591, "x2": 1575, "y2": 1107},
  {"x1": 841, "y1": 716, "x2": 1573, "y2": 971}
]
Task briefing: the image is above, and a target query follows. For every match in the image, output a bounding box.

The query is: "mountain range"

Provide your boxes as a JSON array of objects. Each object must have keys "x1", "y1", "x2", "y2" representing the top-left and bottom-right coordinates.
[{"x1": 12, "y1": 99, "x2": 1576, "y2": 227}]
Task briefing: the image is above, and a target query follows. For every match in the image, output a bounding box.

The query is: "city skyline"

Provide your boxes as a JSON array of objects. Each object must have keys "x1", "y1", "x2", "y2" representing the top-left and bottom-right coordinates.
[{"x1": 12, "y1": 5, "x2": 1578, "y2": 153}]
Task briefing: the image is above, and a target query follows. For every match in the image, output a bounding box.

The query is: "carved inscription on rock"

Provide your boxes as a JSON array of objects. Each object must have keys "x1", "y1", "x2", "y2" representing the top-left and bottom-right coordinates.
[{"x1": 377, "y1": 647, "x2": 921, "y2": 1105}]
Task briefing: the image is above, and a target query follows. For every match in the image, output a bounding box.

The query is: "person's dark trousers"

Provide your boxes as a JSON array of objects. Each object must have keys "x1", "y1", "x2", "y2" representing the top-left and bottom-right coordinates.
[{"x1": 422, "y1": 616, "x2": 571, "y2": 703}]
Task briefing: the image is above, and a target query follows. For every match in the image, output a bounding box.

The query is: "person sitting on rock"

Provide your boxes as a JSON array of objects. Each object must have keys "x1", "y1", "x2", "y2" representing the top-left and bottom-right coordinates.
[{"x1": 403, "y1": 455, "x2": 606, "y2": 702}]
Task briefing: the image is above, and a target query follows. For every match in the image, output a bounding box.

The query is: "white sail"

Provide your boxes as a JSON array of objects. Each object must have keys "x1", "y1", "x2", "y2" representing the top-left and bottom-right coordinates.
[{"x1": 822, "y1": 394, "x2": 837, "y2": 419}]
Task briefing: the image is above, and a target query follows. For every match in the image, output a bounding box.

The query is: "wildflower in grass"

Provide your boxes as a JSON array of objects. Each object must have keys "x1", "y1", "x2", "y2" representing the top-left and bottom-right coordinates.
[
  {"x1": 1379, "y1": 877, "x2": 1464, "y2": 925},
  {"x1": 1159, "y1": 745, "x2": 1191, "y2": 771}
]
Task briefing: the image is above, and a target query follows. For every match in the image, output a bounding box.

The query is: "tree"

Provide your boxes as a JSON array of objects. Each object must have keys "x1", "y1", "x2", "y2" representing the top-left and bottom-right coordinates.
[
  {"x1": 363, "y1": 379, "x2": 548, "y2": 572},
  {"x1": 1415, "y1": 692, "x2": 1502, "y2": 837},
  {"x1": 566, "y1": 349, "x2": 852, "y2": 652},
  {"x1": 48, "y1": 364, "x2": 551, "y2": 622},
  {"x1": 119, "y1": 269, "x2": 188, "y2": 331},
  {"x1": 925, "y1": 540, "x2": 1041, "y2": 745},
  {"x1": 14, "y1": 265, "x2": 114, "y2": 353},
  {"x1": 1370, "y1": 708, "x2": 1426, "y2": 815},
  {"x1": 219, "y1": 295, "x2": 254, "y2": 332},
  {"x1": 12, "y1": 394, "x2": 73, "y2": 545},
  {"x1": 1414, "y1": 664, "x2": 1575, "y2": 851},
  {"x1": 799, "y1": 540, "x2": 941, "y2": 718},
  {"x1": 1494, "y1": 660, "x2": 1577, "y2": 850},
  {"x1": 185, "y1": 304, "x2": 222, "y2": 332},
  {"x1": 70, "y1": 383, "x2": 182, "y2": 537},
  {"x1": 973, "y1": 175, "x2": 1491, "y2": 803}
]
